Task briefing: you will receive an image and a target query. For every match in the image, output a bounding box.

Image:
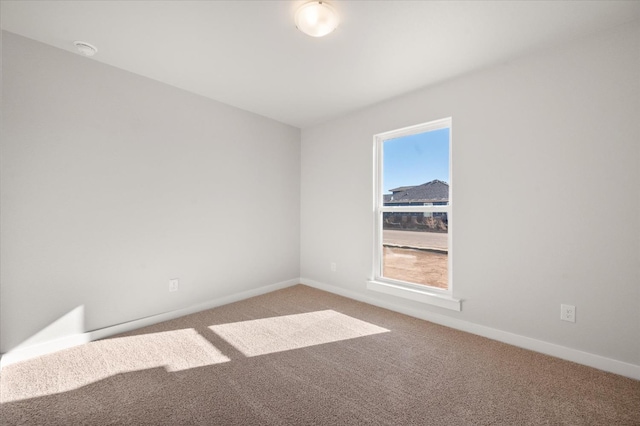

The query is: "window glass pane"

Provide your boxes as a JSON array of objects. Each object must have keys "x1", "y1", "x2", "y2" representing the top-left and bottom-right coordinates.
[
  {"x1": 383, "y1": 128, "x2": 449, "y2": 206},
  {"x1": 382, "y1": 212, "x2": 448, "y2": 289},
  {"x1": 379, "y1": 125, "x2": 450, "y2": 291}
]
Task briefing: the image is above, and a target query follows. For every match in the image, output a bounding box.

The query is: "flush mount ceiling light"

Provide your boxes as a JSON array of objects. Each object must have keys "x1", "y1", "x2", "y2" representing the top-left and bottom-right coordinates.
[
  {"x1": 295, "y1": 1, "x2": 339, "y2": 37},
  {"x1": 73, "y1": 41, "x2": 98, "y2": 57}
]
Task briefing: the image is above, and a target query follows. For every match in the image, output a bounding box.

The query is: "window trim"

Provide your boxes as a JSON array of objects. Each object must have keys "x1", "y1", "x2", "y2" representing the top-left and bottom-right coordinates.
[{"x1": 370, "y1": 117, "x2": 460, "y2": 311}]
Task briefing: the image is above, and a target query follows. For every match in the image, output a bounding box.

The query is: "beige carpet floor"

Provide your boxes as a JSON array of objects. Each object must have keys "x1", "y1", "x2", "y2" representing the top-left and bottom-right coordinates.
[{"x1": 1, "y1": 284, "x2": 639, "y2": 425}]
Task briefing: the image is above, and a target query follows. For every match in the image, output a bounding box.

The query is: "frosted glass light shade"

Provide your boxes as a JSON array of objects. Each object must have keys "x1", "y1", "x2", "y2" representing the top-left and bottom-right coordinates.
[{"x1": 295, "y1": 1, "x2": 339, "y2": 37}]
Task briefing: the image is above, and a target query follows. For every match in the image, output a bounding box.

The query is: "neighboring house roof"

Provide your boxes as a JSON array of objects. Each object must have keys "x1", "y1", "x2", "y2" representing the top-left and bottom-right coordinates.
[
  {"x1": 389, "y1": 186, "x2": 416, "y2": 194},
  {"x1": 384, "y1": 180, "x2": 449, "y2": 204}
]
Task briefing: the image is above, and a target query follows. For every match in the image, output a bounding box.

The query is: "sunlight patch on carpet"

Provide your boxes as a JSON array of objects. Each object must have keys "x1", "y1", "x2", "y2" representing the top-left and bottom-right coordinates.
[
  {"x1": 210, "y1": 310, "x2": 389, "y2": 357},
  {"x1": 0, "y1": 328, "x2": 229, "y2": 402},
  {"x1": 95, "y1": 328, "x2": 231, "y2": 373}
]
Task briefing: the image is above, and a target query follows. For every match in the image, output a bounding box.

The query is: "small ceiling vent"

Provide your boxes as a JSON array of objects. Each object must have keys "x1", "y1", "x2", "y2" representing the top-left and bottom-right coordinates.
[{"x1": 73, "y1": 41, "x2": 98, "y2": 57}]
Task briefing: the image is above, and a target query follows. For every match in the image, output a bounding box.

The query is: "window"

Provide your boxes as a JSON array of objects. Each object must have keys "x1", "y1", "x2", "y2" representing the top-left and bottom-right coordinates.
[{"x1": 369, "y1": 118, "x2": 460, "y2": 311}]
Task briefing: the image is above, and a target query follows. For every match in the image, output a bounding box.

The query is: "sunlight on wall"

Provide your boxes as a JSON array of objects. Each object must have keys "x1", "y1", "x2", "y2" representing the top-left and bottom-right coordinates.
[
  {"x1": 12, "y1": 306, "x2": 86, "y2": 351},
  {"x1": 210, "y1": 310, "x2": 390, "y2": 357},
  {"x1": 1, "y1": 306, "x2": 93, "y2": 369}
]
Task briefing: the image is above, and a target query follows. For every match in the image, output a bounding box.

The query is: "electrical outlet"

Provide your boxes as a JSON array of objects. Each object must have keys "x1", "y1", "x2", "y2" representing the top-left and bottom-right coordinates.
[
  {"x1": 560, "y1": 304, "x2": 575, "y2": 322},
  {"x1": 330, "y1": 262, "x2": 337, "y2": 272},
  {"x1": 169, "y1": 278, "x2": 179, "y2": 292}
]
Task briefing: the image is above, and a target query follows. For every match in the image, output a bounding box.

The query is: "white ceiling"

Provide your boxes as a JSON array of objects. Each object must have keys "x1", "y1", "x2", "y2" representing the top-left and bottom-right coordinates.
[{"x1": 2, "y1": 1, "x2": 639, "y2": 128}]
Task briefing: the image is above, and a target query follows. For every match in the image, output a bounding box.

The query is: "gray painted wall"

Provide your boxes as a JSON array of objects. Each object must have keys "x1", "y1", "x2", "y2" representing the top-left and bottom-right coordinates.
[
  {"x1": 1, "y1": 32, "x2": 301, "y2": 353},
  {"x1": 2, "y1": 21, "x2": 639, "y2": 369},
  {"x1": 300, "y1": 23, "x2": 640, "y2": 365}
]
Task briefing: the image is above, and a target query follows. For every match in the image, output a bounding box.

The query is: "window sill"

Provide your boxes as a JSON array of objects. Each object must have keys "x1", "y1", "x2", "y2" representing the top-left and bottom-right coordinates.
[{"x1": 366, "y1": 280, "x2": 461, "y2": 311}]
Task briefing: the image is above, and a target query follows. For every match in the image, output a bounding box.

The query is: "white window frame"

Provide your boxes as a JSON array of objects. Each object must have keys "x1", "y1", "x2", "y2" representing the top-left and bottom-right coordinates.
[{"x1": 368, "y1": 117, "x2": 461, "y2": 311}]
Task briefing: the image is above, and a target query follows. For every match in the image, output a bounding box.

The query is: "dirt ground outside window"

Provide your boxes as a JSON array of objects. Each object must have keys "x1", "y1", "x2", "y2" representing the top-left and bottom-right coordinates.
[{"x1": 382, "y1": 246, "x2": 448, "y2": 290}]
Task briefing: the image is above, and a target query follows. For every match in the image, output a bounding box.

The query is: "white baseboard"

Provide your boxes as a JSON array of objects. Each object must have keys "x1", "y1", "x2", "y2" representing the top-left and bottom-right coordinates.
[
  {"x1": 0, "y1": 278, "x2": 300, "y2": 369},
  {"x1": 300, "y1": 277, "x2": 640, "y2": 381}
]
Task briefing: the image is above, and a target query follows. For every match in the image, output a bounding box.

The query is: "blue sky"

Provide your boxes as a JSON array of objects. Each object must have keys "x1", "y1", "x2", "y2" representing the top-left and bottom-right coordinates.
[{"x1": 383, "y1": 128, "x2": 449, "y2": 193}]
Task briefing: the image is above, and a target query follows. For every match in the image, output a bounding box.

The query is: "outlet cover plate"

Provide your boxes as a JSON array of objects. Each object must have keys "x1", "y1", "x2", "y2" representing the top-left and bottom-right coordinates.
[
  {"x1": 561, "y1": 304, "x2": 575, "y2": 322},
  {"x1": 169, "y1": 278, "x2": 179, "y2": 292}
]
